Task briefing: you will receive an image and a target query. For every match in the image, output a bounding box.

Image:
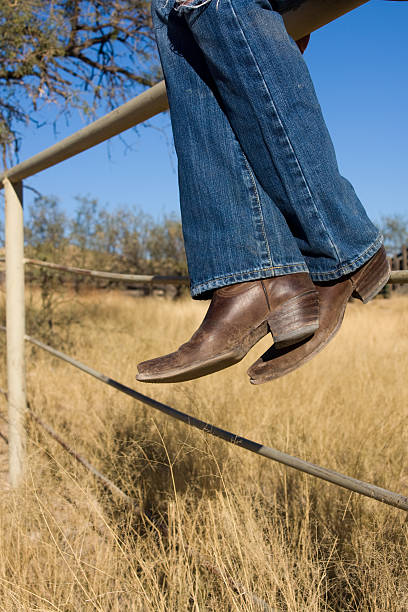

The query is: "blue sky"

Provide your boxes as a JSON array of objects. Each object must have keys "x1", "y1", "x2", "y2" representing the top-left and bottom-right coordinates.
[{"x1": 6, "y1": 0, "x2": 408, "y2": 225}]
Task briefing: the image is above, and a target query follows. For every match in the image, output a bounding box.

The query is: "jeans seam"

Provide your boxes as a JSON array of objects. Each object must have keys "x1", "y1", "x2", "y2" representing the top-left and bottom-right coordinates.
[
  {"x1": 241, "y1": 153, "x2": 274, "y2": 268},
  {"x1": 225, "y1": 0, "x2": 342, "y2": 262}
]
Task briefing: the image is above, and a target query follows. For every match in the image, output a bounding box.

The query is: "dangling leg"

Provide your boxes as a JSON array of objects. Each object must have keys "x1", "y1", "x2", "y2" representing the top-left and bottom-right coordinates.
[
  {"x1": 137, "y1": 0, "x2": 320, "y2": 383},
  {"x1": 141, "y1": 0, "x2": 389, "y2": 383}
]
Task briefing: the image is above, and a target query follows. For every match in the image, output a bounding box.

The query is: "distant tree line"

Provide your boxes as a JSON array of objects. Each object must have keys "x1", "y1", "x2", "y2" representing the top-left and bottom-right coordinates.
[
  {"x1": 0, "y1": 194, "x2": 184, "y2": 346},
  {"x1": 19, "y1": 194, "x2": 187, "y2": 289},
  {"x1": 0, "y1": 199, "x2": 407, "y2": 286},
  {"x1": 380, "y1": 214, "x2": 408, "y2": 257}
]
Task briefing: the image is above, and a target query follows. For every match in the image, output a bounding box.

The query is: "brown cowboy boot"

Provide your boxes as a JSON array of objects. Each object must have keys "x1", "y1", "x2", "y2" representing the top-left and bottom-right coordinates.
[
  {"x1": 136, "y1": 273, "x2": 319, "y2": 383},
  {"x1": 247, "y1": 246, "x2": 390, "y2": 385}
]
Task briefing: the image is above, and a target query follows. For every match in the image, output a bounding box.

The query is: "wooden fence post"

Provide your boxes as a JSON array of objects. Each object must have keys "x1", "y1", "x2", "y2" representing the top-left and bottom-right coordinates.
[
  {"x1": 4, "y1": 178, "x2": 26, "y2": 487},
  {"x1": 402, "y1": 245, "x2": 407, "y2": 271}
]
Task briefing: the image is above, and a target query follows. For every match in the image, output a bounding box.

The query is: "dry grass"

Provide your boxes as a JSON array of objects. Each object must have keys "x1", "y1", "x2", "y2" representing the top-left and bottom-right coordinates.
[{"x1": 0, "y1": 289, "x2": 407, "y2": 610}]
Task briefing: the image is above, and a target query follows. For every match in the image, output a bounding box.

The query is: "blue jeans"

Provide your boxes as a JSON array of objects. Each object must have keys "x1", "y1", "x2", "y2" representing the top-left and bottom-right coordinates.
[{"x1": 152, "y1": 0, "x2": 382, "y2": 298}]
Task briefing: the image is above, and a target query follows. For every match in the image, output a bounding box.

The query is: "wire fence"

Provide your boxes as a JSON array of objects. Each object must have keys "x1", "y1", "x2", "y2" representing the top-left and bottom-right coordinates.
[
  {"x1": 1, "y1": 325, "x2": 407, "y2": 511},
  {"x1": 0, "y1": 388, "x2": 278, "y2": 612},
  {"x1": 0, "y1": 388, "x2": 275, "y2": 611},
  {"x1": 23, "y1": 258, "x2": 408, "y2": 285},
  {"x1": 22, "y1": 258, "x2": 190, "y2": 285},
  {"x1": 0, "y1": 387, "x2": 137, "y2": 506}
]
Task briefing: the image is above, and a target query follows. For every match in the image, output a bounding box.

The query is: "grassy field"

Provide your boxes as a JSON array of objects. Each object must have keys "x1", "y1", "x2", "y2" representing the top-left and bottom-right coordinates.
[{"x1": 0, "y1": 289, "x2": 407, "y2": 610}]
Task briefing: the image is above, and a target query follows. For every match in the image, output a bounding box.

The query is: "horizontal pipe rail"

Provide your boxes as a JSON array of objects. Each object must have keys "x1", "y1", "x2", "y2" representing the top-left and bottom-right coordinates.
[
  {"x1": 388, "y1": 270, "x2": 408, "y2": 284},
  {"x1": 2, "y1": 257, "x2": 406, "y2": 285},
  {"x1": 283, "y1": 0, "x2": 369, "y2": 41},
  {"x1": 23, "y1": 258, "x2": 189, "y2": 285},
  {"x1": 0, "y1": 81, "x2": 168, "y2": 186},
  {"x1": 4, "y1": 327, "x2": 406, "y2": 512},
  {"x1": 0, "y1": 0, "x2": 369, "y2": 186}
]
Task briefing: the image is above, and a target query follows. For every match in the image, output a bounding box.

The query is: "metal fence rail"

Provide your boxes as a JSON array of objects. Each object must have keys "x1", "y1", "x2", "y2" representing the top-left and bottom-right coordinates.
[
  {"x1": 387, "y1": 270, "x2": 408, "y2": 284},
  {"x1": 0, "y1": 82, "x2": 168, "y2": 187}
]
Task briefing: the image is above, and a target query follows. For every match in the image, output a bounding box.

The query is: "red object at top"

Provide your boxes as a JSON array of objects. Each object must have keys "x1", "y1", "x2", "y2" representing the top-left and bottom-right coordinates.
[{"x1": 296, "y1": 33, "x2": 310, "y2": 54}]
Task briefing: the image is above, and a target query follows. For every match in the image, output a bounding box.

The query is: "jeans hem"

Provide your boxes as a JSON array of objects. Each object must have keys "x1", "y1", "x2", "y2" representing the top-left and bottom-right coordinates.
[
  {"x1": 190, "y1": 262, "x2": 308, "y2": 298},
  {"x1": 308, "y1": 235, "x2": 384, "y2": 282}
]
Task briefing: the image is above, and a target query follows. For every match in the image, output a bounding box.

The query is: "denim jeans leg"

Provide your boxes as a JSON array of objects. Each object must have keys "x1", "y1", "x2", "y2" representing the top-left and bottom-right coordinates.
[
  {"x1": 152, "y1": 0, "x2": 309, "y2": 297},
  {"x1": 176, "y1": 0, "x2": 382, "y2": 281}
]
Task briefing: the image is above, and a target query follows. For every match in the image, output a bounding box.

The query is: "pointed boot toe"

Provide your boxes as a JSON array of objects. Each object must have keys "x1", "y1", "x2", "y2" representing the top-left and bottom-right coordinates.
[{"x1": 136, "y1": 273, "x2": 319, "y2": 384}]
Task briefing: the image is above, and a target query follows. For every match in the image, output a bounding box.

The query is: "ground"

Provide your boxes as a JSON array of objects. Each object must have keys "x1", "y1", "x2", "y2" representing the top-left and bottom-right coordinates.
[{"x1": 0, "y1": 290, "x2": 407, "y2": 610}]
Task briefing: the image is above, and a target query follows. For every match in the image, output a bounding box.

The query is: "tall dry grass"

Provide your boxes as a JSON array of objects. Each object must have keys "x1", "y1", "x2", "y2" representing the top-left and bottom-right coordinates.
[{"x1": 0, "y1": 289, "x2": 407, "y2": 610}]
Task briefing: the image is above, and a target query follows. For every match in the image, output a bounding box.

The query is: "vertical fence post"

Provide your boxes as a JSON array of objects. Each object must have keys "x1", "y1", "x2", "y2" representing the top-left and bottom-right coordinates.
[
  {"x1": 4, "y1": 178, "x2": 26, "y2": 487},
  {"x1": 402, "y1": 245, "x2": 407, "y2": 271}
]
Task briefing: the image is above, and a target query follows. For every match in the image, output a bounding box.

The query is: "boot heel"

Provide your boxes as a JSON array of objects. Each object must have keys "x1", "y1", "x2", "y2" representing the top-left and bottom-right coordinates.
[
  {"x1": 268, "y1": 290, "x2": 319, "y2": 349},
  {"x1": 352, "y1": 249, "x2": 391, "y2": 304}
]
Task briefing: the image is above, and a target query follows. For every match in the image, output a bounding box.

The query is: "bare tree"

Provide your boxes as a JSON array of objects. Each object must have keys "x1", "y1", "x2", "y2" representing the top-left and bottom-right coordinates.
[{"x1": 0, "y1": 0, "x2": 160, "y2": 164}]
